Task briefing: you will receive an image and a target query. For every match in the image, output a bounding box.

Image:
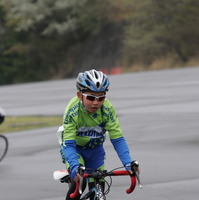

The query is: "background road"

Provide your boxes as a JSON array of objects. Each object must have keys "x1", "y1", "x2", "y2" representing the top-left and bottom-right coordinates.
[{"x1": 0, "y1": 67, "x2": 199, "y2": 200}]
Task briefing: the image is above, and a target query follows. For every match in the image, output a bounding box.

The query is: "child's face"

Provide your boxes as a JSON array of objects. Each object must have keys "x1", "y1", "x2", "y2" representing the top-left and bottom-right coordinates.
[{"x1": 77, "y1": 91, "x2": 106, "y2": 113}]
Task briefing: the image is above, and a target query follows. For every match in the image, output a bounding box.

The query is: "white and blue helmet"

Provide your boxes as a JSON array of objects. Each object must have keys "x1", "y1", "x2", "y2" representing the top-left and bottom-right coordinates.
[{"x1": 76, "y1": 69, "x2": 110, "y2": 92}]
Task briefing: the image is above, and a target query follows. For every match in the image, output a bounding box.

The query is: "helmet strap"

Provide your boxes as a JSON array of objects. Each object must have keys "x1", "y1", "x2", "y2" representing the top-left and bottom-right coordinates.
[{"x1": 78, "y1": 91, "x2": 88, "y2": 112}]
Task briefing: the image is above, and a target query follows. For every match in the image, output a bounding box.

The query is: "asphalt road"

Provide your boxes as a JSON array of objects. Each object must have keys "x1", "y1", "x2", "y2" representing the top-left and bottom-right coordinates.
[{"x1": 0, "y1": 67, "x2": 199, "y2": 200}]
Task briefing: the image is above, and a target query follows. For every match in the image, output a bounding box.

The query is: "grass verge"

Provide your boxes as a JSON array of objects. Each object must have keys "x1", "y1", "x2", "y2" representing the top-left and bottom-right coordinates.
[{"x1": 0, "y1": 115, "x2": 63, "y2": 134}]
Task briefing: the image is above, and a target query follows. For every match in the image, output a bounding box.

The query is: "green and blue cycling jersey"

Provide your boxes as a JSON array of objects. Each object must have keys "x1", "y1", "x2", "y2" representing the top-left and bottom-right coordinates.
[{"x1": 61, "y1": 96, "x2": 132, "y2": 173}]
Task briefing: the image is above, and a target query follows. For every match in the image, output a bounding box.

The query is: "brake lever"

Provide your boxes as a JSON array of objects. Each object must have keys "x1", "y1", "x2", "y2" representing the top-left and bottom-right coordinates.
[
  {"x1": 79, "y1": 177, "x2": 83, "y2": 194},
  {"x1": 135, "y1": 171, "x2": 142, "y2": 189},
  {"x1": 78, "y1": 166, "x2": 85, "y2": 194},
  {"x1": 131, "y1": 160, "x2": 142, "y2": 189}
]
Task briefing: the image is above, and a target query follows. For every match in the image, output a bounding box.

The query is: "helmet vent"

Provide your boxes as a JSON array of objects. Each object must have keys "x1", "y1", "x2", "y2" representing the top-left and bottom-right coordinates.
[
  {"x1": 94, "y1": 71, "x2": 99, "y2": 79},
  {"x1": 104, "y1": 79, "x2": 107, "y2": 86},
  {"x1": 85, "y1": 80, "x2": 90, "y2": 86},
  {"x1": 96, "y1": 82, "x2": 100, "y2": 88},
  {"x1": 86, "y1": 74, "x2": 91, "y2": 81}
]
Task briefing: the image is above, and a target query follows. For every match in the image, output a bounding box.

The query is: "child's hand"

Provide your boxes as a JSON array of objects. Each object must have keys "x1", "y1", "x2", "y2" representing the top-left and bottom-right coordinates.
[
  {"x1": 71, "y1": 165, "x2": 85, "y2": 182},
  {"x1": 73, "y1": 172, "x2": 82, "y2": 182},
  {"x1": 125, "y1": 160, "x2": 140, "y2": 174},
  {"x1": 71, "y1": 165, "x2": 80, "y2": 182}
]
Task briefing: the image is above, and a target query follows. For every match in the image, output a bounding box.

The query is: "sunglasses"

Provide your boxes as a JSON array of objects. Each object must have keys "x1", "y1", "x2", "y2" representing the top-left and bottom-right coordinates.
[{"x1": 81, "y1": 93, "x2": 106, "y2": 102}]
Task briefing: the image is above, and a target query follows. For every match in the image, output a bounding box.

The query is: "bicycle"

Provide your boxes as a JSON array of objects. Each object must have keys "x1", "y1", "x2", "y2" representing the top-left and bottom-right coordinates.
[
  {"x1": 0, "y1": 134, "x2": 9, "y2": 162},
  {"x1": 53, "y1": 161, "x2": 142, "y2": 200}
]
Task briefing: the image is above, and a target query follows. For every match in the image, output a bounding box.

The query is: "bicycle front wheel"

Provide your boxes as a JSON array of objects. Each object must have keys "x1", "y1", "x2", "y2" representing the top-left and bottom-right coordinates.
[{"x1": 0, "y1": 135, "x2": 9, "y2": 162}]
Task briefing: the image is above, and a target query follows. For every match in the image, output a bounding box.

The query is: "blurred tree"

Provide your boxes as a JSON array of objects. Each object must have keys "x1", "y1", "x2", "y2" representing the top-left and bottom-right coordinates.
[
  {"x1": 0, "y1": 0, "x2": 130, "y2": 84},
  {"x1": 0, "y1": 0, "x2": 199, "y2": 85},
  {"x1": 0, "y1": 0, "x2": 92, "y2": 83},
  {"x1": 123, "y1": 0, "x2": 199, "y2": 66}
]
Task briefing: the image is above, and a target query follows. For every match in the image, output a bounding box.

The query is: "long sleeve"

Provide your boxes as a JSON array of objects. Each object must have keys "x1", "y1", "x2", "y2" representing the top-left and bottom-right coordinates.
[
  {"x1": 111, "y1": 137, "x2": 132, "y2": 166},
  {"x1": 62, "y1": 140, "x2": 79, "y2": 170}
]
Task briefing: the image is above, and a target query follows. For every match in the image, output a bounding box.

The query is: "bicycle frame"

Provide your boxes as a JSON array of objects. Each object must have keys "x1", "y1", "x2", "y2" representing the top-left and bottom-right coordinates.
[{"x1": 80, "y1": 186, "x2": 101, "y2": 200}]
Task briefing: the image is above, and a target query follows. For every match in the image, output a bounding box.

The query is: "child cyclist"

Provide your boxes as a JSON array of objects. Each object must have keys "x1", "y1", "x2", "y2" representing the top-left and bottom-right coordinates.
[{"x1": 57, "y1": 69, "x2": 139, "y2": 200}]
